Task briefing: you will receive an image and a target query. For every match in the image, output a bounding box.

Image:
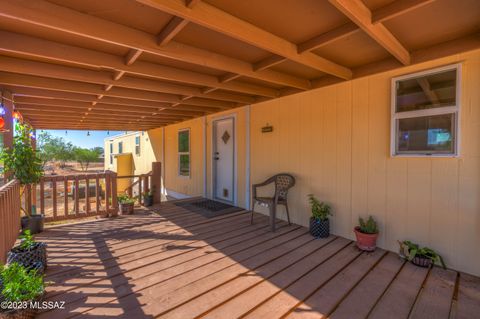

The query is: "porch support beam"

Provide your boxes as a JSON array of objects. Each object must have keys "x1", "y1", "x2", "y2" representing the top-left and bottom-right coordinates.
[
  {"x1": 136, "y1": 0, "x2": 352, "y2": 80},
  {"x1": 0, "y1": 31, "x2": 278, "y2": 98},
  {"x1": 0, "y1": 56, "x2": 256, "y2": 104},
  {"x1": 157, "y1": 16, "x2": 189, "y2": 46},
  {"x1": 253, "y1": 55, "x2": 286, "y2": 72},
  {"x1": 328, "y1": 0, "x2": 411, "y2": 65},
  {"x1": 372, "y1": 0, "x2": 436, "y2": 24},
  {"x1": 0, "y1": 0, "x2": 310, "y2": 90},
  {"x1": 0, "y1": 72, "x2": 237, "y2": 109}
]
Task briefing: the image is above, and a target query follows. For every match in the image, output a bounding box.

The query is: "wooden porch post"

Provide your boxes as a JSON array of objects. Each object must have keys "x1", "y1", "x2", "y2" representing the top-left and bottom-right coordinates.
[{"x1": 151, "y1": 162, "x2": 162, "y2": 204}]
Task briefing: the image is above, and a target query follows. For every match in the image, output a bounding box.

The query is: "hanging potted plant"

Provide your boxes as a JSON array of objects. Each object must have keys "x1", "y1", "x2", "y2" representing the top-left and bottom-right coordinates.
[
  {"x1": 143, "y1": 190, "x2": 153, "y2": 207},
  {"x1": 354, "y1": 216, "x2": 379, "y2": 251},
  {"x1": 7, "y1": 230, "x2": 47, "y2": 274},
  {"x1": 0, "y1": 122, "x2": 44, "y2": 234},
  {"x1": 308, "y1": 194, "x2": 331, "y2": 238},
  {"x1": 0, "y1": 262, "x2": 45, "y2": 319},
  {"x1": 118, "y1": 194, "x2": 135, "y2": 215},
  {"x1": 398, "y1": 240, "x2": 446, "y2": 269}
]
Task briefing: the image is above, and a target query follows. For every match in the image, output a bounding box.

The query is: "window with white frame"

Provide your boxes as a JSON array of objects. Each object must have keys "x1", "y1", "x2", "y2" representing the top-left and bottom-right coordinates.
[
  {"x1": 135, "y1": 135, "x2": 141, "y2": 156},
  {"x1": 178, "y1": 129, "x2": 190, "y2": 177},
  {"x1": 391, "y1": 64, "x2": 460, "y2": 157},
  {"x1": 118, "y1": 141, "x2": 123, "y2": 154}
]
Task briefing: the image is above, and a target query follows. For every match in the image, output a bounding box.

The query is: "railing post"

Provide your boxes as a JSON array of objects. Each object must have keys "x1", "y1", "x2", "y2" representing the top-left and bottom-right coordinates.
[
  {"x1": 152, "y1": 162, "x2": 162, "y2": 204},
  {"x1": 110, "y1": 171, "x2": 118, "y2": 216}
]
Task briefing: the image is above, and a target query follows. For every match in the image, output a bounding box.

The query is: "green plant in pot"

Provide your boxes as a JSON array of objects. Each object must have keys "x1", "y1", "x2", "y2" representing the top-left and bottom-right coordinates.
[
  {"x1": 398, "y1": 240, "x2": 446, "y2": 269},
  {"x1": 308, "y1": 194, "x2": 331, "y2": 238},
  {"x1": 354, "y1": 216, "x2": 379, "y2": 251},
  {"x1": 0, "y1": 122, "x2": 44, "y2": 234},
  {"x1": 142, "y1": 189, "x2": 154, "y2": 207},
  {"x1": 0, "y1": 262, "x2": 44, "y2": 319},
  {"x1": 7, "y1": 230, "x2": 47, "y2": 274},
  {"x1": 118, "y1": 194, "x2": 135, "y2": 215}
]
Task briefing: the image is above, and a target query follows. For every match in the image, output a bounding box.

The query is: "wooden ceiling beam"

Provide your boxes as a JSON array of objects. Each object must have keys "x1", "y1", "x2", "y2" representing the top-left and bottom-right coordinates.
[
  {"x1": 0, "y1": 72, "x2": 238, "y2": 109},
  {"x1": 328, "y1": 0, "x2": 410, "y2": 65},
  {"x1": 0, "y1": 31, "x2": 278, "y2": 98},
  {"x1": 253, "y1": 55, "x2": 286, "y2": 72},
  {"x1": 157, "y1": 16, "x2": 189, "y2": 46},
  {"x1": 220, "y1": 73, "x2": 242, "y2": 84},
  {"x1": 125, "y1": 49, "x2": 143, "y2": 66},
  {"x1": 297, "y1": 23, "x2": 358, "y2": 53},
  {"x1": 0, "y1": 1, "x2": 309, "y2": 90},
  {"x1": 19, "y1": 112, "x2": 186, "y2": 124},
  {"x1": 372, "y1": 0, "x2": 436, "y2": 24},
  {"x1": 11, "y1": 93, "x2": 222, "y2": 113},
  {"x1": 137, "y1": 0, "x2": 352, "y2": 80},
  {"x1": 0, "y1": 55, "x2": 256, "y2": 104},
  {"x1": 15, "y1": 103, "x2": 205, "y2": 117}
]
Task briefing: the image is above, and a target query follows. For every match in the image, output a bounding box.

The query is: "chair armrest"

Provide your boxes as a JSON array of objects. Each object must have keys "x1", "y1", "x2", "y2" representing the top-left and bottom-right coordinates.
[{"x1": 252, "y1": 177, "x2": 275, "y2": 199}]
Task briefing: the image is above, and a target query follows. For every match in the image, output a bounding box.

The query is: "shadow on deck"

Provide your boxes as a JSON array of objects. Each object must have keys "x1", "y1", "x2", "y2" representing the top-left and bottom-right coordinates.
[{"x1": 35, "y1": 198, "x2": 480, "y2": 319}]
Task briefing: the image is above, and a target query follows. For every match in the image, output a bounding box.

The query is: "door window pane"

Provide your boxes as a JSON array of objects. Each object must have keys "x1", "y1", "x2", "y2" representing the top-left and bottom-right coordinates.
[
  {"x1": 397, "y1": 114, "x2": 455, "y2": 154},
  {"x1": 396, "y1": 69, "x2": 456, "y2": 112}
]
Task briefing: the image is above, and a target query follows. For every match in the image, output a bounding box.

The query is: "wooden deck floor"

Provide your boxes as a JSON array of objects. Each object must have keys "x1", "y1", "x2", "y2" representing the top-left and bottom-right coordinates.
[{"x1": 36, "y1": 200, "x2": 480, "y2": 319}]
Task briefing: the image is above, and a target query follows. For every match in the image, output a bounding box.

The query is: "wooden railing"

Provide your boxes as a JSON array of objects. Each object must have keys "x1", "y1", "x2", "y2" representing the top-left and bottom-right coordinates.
[
  {"x1": 38, "y1": 171, "x2": 118, "y2": 222},
  {"x1": 118, "y1": 172, "x2": 152, "y2": 204},
  {"x1": 0, "y1": 179, "x2": 21, "y2": 263}
]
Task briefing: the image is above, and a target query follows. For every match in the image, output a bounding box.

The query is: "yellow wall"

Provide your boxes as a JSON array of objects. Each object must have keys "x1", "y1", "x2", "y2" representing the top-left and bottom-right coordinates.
[
  {"x1": 250, "y1": 50, "x2": 480, "y2": 276},
  {"x1": 115, "y1": 154, "x2": 133, "y2": 194}
]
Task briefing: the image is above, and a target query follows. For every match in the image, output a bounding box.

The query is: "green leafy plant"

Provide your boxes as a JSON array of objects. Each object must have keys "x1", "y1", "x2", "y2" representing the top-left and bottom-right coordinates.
[
  {"x1": 358, "y1": 216, "x2": 378, "y2": 234},
  {"x1": 19, "y1": 230, "x2": 36, "y2": 250},
  {"x1": 142, "y1": 190, "x2": 153, "y2": 197},
  {"x1": 398, "y1": 240, "x2": 446, "y2": 269},
  {"x1": 308, "y1": 194, "x2": 331, "y2": 221},
  {"x1": 0, "y1": 122, "x2": 43, "y2": 185},
  {"x1": 0, "y1": 263, "x2": 44, "y2": 303},
  {"x1": 118, "y1": 194, "x2": 135, "y2": 205}
]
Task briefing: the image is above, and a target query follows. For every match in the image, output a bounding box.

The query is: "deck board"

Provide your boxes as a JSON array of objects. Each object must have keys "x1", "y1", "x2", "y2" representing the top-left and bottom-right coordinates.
[{"x1": 36, "y1": 200, "x2": 479, "y2": 319}]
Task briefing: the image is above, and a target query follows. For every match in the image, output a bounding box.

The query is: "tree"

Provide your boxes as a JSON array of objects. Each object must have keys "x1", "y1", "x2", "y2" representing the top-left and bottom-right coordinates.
[
  {"x1": 37, "y1": 132, "x2": 74, "y2": 169},
  {"x1": 0, "y1": 122, "x2": 43, "y2": 185},
  {"x1": 73, "y1": 147, "x2": 100, "y2": 171}
]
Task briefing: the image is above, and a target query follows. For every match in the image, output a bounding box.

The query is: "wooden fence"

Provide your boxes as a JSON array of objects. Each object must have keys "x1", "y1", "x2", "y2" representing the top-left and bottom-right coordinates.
[
  {"x1": 38, "y1": 170, "x2": 118, "y2": 222},
  {"x1": 0, "y1": 179, "x2": 21, "y2": 263}
]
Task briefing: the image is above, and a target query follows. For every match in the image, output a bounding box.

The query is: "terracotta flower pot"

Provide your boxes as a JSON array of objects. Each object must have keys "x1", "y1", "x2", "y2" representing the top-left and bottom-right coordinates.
[{"x1": 354, "y1": 226, "x2": 379, "y2": 251}]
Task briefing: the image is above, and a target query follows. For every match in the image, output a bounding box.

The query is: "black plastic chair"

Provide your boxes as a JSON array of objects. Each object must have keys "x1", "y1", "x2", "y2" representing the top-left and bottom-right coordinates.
[{"x1": 251, "y1": 173, "x2": 295, "y2": 232}]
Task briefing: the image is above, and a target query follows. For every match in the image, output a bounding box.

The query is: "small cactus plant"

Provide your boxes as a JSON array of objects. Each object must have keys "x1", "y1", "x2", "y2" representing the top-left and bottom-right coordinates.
[{"x1": 358, "y1": 216, "x2": 378, "y2": 234}]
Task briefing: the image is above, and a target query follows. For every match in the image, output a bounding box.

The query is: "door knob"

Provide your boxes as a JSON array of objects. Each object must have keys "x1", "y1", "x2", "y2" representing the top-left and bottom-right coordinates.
[{"x1": 214, "y1": 157, "x2": 220, "y2": 160}]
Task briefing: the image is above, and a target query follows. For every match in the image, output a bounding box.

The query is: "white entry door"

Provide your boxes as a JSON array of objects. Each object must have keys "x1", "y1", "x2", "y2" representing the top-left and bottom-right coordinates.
[{"x1": 213, "y1": 117, "x2": 235, "y2": 203}]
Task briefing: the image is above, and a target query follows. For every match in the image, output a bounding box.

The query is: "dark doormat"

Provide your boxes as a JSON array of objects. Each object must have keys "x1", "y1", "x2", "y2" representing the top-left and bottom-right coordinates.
[{"x1": 174, "y1": 199, "x2": 243, "y2": 218}]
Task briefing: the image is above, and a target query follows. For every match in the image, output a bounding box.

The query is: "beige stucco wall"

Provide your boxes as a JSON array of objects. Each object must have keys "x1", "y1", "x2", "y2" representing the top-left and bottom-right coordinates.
[{"x1": 250, "y1": 50, "x2": 480, "y2": 276}]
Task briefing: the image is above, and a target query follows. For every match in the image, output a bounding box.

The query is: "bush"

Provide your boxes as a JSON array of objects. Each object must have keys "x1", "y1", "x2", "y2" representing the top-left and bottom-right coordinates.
[
  {"x1": 0, "y1": 263, "x2": 44, "y2": 304},
  {"x1": 118, "y1": 194, "x2": 135, "y2": 205}
]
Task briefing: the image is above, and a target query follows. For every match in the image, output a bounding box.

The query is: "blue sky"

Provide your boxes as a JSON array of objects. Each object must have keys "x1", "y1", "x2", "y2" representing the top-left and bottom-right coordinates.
[{"x1": 43, "y1": 130, "x2": 122, "y2": 149}]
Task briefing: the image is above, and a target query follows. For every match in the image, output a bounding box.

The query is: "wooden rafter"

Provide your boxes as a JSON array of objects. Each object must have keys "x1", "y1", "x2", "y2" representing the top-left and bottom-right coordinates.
[
  {"x1": 0, "y1": 0, "x2": 310, "y2": 90},
  {"x1": 0, "y1": 55, "x2": 258, "y2": 104},
  {"x1": 0, "y1": 72, "x2": 238, "y2": 109},
  {"x1": 297, "y1": 23, "x2": 359, "y2": 53},
  {"x1": 0, "y1": 31, "x2": 279, "y2": 98},
  {"x1": 125, "y1": 49, "x2": 143, "y2": 66},
  {"x1": 136, "y1": 0, "x2": 352, "y2": 80},
  {"x1": 372, "y1": 0, "x2": 436, "y2": 24},
  {"x1": 157, "y1": 16, "x2": 189, "y2": 46},
  {"x1": 328, "y1": 0, "x2": 411, "y2": 65},
  {"x1": 253, "y1": 55, "x2": 287, "y2": 72}
]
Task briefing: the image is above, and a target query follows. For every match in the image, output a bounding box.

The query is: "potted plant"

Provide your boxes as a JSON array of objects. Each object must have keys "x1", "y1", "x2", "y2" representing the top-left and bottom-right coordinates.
[
  {"x1": 308, "y1": 194, "x2": 331, "y2": 238},
  {"x1": 143, "y1": 190, "x2": 153, "y2": 207},
  {"x1": 0, "y1": 122, "x2": 44, "y2": 234},
  {"x1": 354, "y1": 216, "x2": 379, "y2": 251},
  {"x1": 118, "y1": 194, "x2": 135, "y2": 215},
  {"x1": 398, "y1": 240, "x2": 446, "y2": 269},
  {"x1": 0, "y1": 262, "x2": 44, "y2": 319},
  {"x1": 7, "y1": 230, "x2": 47, "y2": 274}
]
